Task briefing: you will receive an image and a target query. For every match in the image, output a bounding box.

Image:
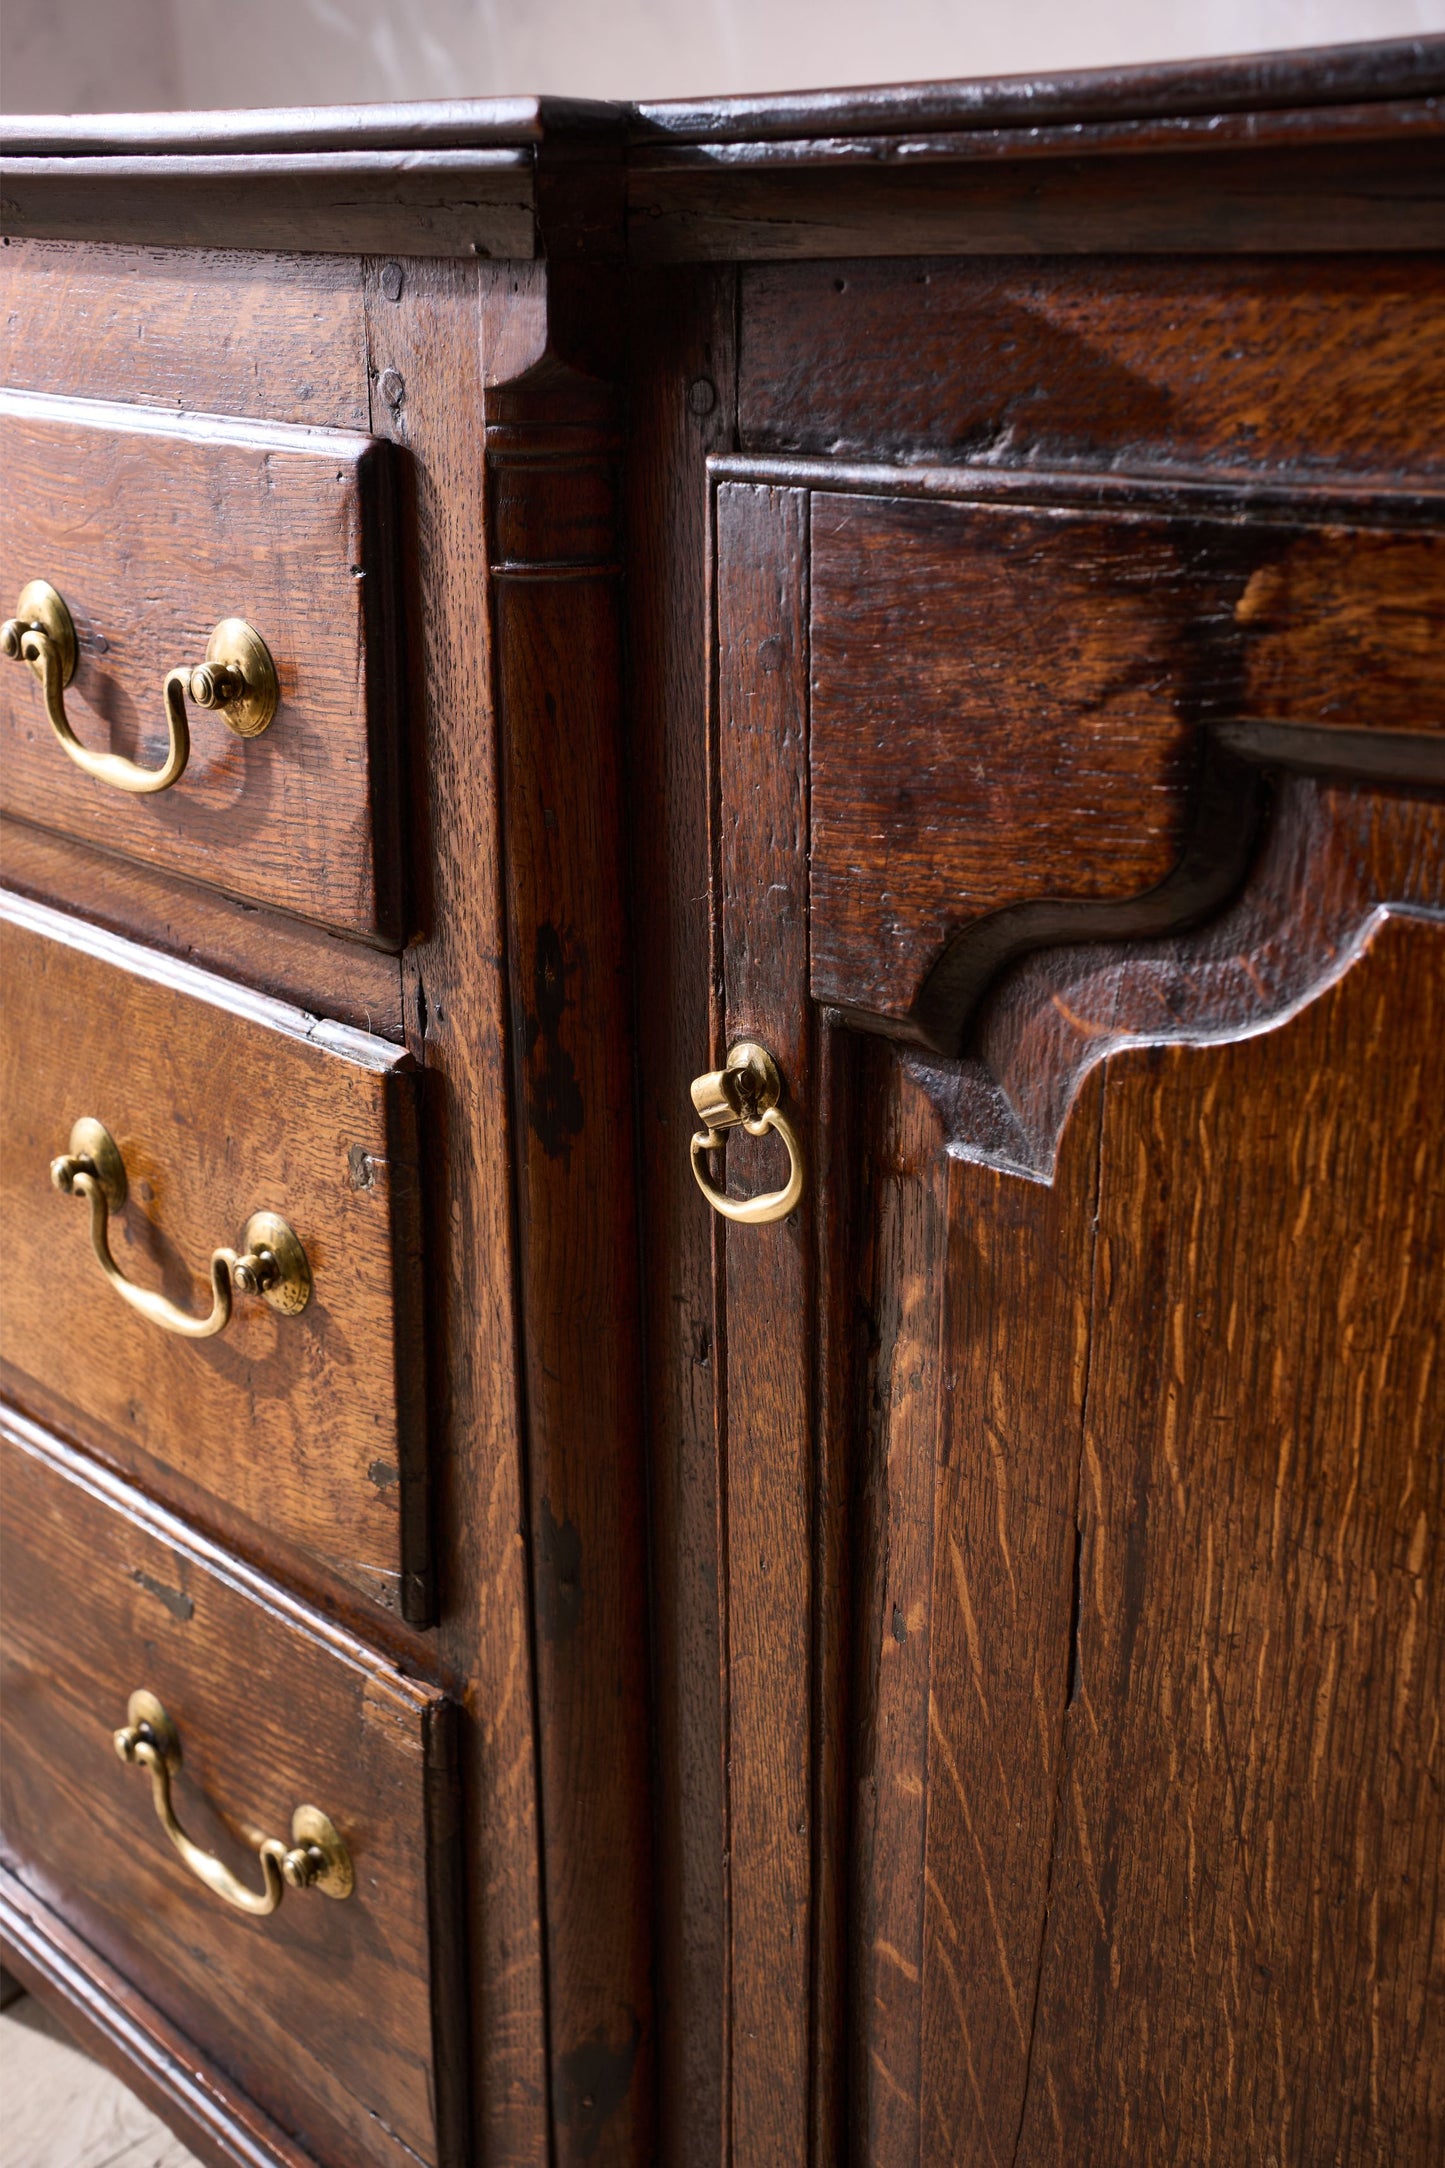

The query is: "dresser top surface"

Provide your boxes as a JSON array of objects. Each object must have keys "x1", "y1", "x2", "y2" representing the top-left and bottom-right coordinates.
[
  {"x1": 1, "y1": 35, "x2": 1440, "y2": 264},
  {"x1": 2, "y1": 33, "x2": 1440, "y2": 160}
]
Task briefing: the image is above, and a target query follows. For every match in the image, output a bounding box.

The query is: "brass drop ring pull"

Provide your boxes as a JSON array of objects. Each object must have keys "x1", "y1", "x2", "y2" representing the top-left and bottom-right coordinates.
[
  {"x1": 690, "y1": 1041, "x2": 805, "y2": 1225},
  {"x1": 51, "y1": 1117, "x2": 311, "y2": 1340},
  {"x1": 114, "y1": 1691, "x2": 353, "y2": 1918},
  {"x1": 2, "y1": 580, "x2": 278, "y2": 795}
]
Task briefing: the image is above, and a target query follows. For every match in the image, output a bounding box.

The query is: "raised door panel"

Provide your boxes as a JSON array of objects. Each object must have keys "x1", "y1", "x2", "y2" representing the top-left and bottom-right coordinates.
[
  {"x1": 703, "y1": 470, "x2": 1445, "y2": 2165},
  {"x1": 807, "y1": 489, "x2": 1445, "y2": 1043}
]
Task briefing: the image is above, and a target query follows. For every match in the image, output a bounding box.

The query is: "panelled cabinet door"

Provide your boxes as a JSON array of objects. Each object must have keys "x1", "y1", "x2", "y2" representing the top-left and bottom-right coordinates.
[{"x1": 701, "y1": 471, "x2": 1445, "y2": 2164}]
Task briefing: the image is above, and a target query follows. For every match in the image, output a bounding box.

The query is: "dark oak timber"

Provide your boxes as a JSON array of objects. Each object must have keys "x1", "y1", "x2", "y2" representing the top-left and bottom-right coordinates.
[
  {"x1": 623, "y1": 262, "x2": 739, "y2": 2168},
  {"x1": 0, "y1": 388, "x2": 405, "y2": 942},
  {"x1": 738, "y1": 256, "x2": 1445, "y2": 477},
  {"x1": 0, "y1": 891, "x2": 429, "y2": 1619},
  {"x1": 357, "y1": 254, "x2": 551, "y2": 2164},
  {"x1": 0, "y1": 815, "x2": 408, "y2": 1039},
  {"x1": 0, "y1": 1411, "x2": 463, "y2": 2168},
  {"x1": 805, "y1": 487, "x2": 1444, "y2": 1047},
  {"x1": 2, "y1": 38, "x2": 1443, "y2": 2168},
  {"x1": 0, "y1": 241, "x2": 371, "y2": 428}
]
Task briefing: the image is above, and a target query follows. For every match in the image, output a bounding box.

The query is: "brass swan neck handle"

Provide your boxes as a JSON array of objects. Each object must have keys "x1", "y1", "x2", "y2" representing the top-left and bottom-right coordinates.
[
  {"x1": 2, "y1": 580, "x2": 278, "y2": 796},
  {"x1": 114, "y1": 1691, "x2": 353, "y2": 1918},
  {"x1": 51, "y1": 1117, "x2": 311, "y2": 1340},
  {"x1": 690, "y1": 1040, "x2": 805, "y2": 1226}
]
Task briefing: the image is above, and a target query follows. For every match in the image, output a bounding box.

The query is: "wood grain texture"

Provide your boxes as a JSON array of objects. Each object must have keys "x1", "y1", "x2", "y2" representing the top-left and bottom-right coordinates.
[
  {"x1": 805, "y1": 1019, "x2": 861, "y2": 2168},
  {"x1": 841, "y1": 1045, "x2": 1106, "y2": 2165},
  {"x1": 739, "y1": 255, "x2": 1445, "y2": 478},
  {"x1": 0, "y1": 241, "x2": 370, "y2": 429},
  {"x1": 628, "y1": 137, "x2": 1445, "y2": 262},
  {"x1": 1, "y1": 152, "x2": 538, "y2": 260},
  {"x1": 0, "y1": 891, "x2": 428, "y2": 1619},
  {"x1": 708, "y1": 247, "x2": 1445, "y2": 2161},
  {"x1": 1013, "y1": 910, "x2": 1445, "y2": 2164},
  {"x1": 845, "y1": 1044, "x2": 952, "y2": 2164},
  {"x1": 623, "y1": 263, "x2": 737, "y2": 2168},
  {"x1": 634, "y1": 102, "x2": 1437, "y2": 173},
  {"x1": 913, "y1": 777, "x2": 1445, "y2": 1181},
  {"x1": 8, "y1": 54, "x2": 1445, "y2": 2168},
  {"x1": 7, "y1": 40, "x2": 1442, "y2": 157},
  {"x1": 0, "y1": 815, "x2": 407, "y2": 1041},
  {"x1": 632, "y1": 37, "x2": 1445, "y2": 141},
  {"x1": 0, "y1": 1412, "x2": 461, "y2": 2168},
  {"x1": 839, "y1": 781, "x2": 1445, "y2": 2164},
  {"x1": 714, "y1": 480, "x2": 816, "y2": 2167},
  {"x1": 807, "y1": 489, "x2": 1444, "y2": 1045},
  {"x1": 361, "y1": 255, "x2": 549, "y2": 2165},
  {"x1": 487, "y1": 381, "x2": 653, "y2": 2155},
  {"x1": 2, "y1": 1869, "x2": 314, "y2": 2168},
  {"x1": 0, "y1": 388, "x2": 405, "y2": 942}
]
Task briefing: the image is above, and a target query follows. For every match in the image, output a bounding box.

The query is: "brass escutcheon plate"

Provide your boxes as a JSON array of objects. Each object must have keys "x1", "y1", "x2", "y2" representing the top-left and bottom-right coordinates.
[
  {"x1": 205, "y1": 618, "x2": 278, "y2": 739},
  {"x1": 239, "y1": 1210, "x2": 312, "y2": 1314},
  {"x1": 724, "y1": 1041, "x2": 782, "y2": 1127},
  {"x1": 67, "y1": 1115, "x2": 128, "y2": 1210},
  {"x1": 291, "y1": 1805, "x2": 355, "y2": 1900},
  {"x1": 125, "y1": 1687, "x2": 181, "y2": 1770},
  {"x1": 15, "y1": 579, "x2": 77, "y2": 687}
]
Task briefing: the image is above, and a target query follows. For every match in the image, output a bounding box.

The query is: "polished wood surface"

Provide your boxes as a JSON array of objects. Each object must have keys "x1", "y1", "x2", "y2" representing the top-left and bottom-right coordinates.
[
  {"x1": 623, "y1": 262, "x2": 739, "y2": 2167},
  {"x1": 358, "y1": 256, "x2": 550, "y2": 2162},
  {"x1": 0, "y1": 389, "x2": 404, "y2": 941},
  {"x1": 0, "y1": 152, "x2": 539, "y2": 260},
  {"x1": 0, "y1": 1412, "x2": 462, "y2": 2168},
  {"x1": 674, "y1": 158, "x2": 1445, "y2": 2143},
  {"x1": 0, "y1": 242, "x2": 371, "y2": 430},
  {"x1": 626, "y1": 132, "x2": 1445, "y2": 262},
  {"x1": 738, "y1": 256, "x2": 1445, "y2": 475},
  {"x1": 0, "y1": 891, "x2": 428, "y2": 1618},
  {"x1": 1, "y1": 40, "x2": 1442, "y2": 2168},
  {"x1": 844, "y1": 803, "x2": 1445, "y2": 2162},
  {"x1": 485, "y1": 383, "x2": 654, "y2": 2159},
  {"x1": 630, "y1": 35, "x2": 1445, "y2": 139},
  {"x1": 699, "y1": 452, "x2": 1445, "y2": 2161},
  {"x1": 1017, "y1": 911, "x2": 1441, "y2": 2160},
  {"x1": 806, "y1": 487, "x2": 1444, "y2": 1044},
  {"x1": 0, "y1": 816, "x2": 408, "y2": 1040}
]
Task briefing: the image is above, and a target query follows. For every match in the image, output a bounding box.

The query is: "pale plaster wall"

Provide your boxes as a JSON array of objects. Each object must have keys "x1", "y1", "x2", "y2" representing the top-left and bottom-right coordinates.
[{"x1": 2, "y1": 0, "x2": 1441, "y2": 112}]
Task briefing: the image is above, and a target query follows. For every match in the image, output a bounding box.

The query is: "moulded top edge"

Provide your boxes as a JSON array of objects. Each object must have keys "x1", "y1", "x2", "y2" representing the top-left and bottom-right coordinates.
[
  {"x1": 4, "y1": 37, "x2": 1442, "y2": 164},
  {"x1": 0, "y1": 94, "x2": 620, "y2": 160},
  {"x1": 627, "y1": 32, "x2": 1445, "y2": 143}
]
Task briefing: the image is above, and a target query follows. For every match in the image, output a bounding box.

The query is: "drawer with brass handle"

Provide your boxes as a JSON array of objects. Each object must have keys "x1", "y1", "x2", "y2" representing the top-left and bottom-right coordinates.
[
  {"x1": 0, "y1": 1409, "x2": 463, "y2": 2168},
  {"x1": 0, "y1": 887, "x2": 429, "y2": 1620},
  {"x1": 0, "y1": 386, "x2": 404, "y2": 942}
]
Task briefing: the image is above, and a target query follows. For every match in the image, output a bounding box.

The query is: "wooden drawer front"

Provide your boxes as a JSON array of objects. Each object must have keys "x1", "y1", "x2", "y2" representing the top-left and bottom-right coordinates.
[
  {"x1": 0, "y1": 1413, "x2": 460, "y2": 2168},
  {"x1": 0, "y1": 388, "x2": 402, "y2": 942},
  {"x1": 0, "y1": 889, "x2": 428, "y2": 1620}
]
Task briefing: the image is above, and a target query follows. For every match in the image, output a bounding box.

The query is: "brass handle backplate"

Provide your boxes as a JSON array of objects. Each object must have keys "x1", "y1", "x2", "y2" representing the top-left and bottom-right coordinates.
[
  {"x1": 114, "y1": 1690, "x2": 353, "y2": 1918},
  {"x1": 690, "y1": 1041, "x2": 805, "y2": 1225},
  {"x1": 51, "y1": 1117, "x2": 311, "y2": 1339},
  {"x1": 2, "y1": 580, "x2": 278, "y2": 795}
]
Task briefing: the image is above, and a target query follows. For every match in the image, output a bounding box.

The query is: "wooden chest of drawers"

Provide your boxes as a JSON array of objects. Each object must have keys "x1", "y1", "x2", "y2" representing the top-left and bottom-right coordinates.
[{"x1": 1, "y1": 35, "x2": 1443, "y2": 2168}]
